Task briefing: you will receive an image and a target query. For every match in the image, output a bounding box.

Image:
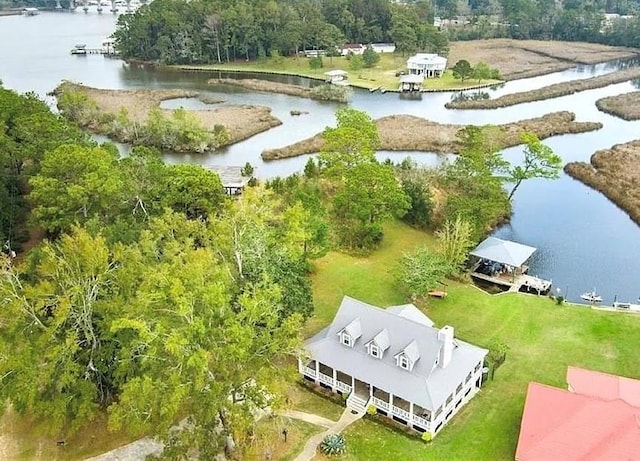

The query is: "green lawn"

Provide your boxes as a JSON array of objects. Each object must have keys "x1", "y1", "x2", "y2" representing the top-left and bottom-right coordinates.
[
  {"x1": 179, "y1": 53, "x2": 500, "y2": 91},
  {"x1": 306, "y1": 220, "x2": 640, "y2": 460},
  {"x1": 287, "y1": 382, "x2": 345, "y2": 422},
  {"x1": 240, "y1": 415, "x2": 322, "y2": 461}
]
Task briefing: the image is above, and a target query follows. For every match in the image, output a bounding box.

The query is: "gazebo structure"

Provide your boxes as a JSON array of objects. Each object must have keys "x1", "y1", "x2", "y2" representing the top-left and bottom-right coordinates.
[
  {"x1": 207, "y1": 165, "x2": 252, "y2": 196},
  {"x1": 469, "y1": 237, "x2": 551, "y2": 294},
  {"x1": 399, "y1": 74, "x2": 424, "y2": 93},
  {"x1": 324, "y1": 70, "x2": 349, "y2": 85}
]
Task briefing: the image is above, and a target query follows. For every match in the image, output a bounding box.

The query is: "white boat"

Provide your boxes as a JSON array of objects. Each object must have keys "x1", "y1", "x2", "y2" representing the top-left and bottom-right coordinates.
[
  {"x1": 581, "y1": 290, "x2": 602, "y2": 303},
  {"x1": 22, "y1": 7, "x2": 39, "y2": 15}
]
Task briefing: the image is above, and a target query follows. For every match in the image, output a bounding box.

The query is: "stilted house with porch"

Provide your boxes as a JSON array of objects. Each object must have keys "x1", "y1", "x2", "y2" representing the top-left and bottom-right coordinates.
[
  {"x1": 406, "y1": 53, "x2": 447, "y2": 78},
  {"x1": 299, "y1": 296, "x2": 488, "y2": 437}
]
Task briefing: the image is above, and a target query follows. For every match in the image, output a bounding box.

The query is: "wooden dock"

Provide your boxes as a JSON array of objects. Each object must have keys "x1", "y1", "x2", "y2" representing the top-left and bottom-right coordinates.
[{"x1": 471, "y1": 271, "x2": 552, "y2": 295}]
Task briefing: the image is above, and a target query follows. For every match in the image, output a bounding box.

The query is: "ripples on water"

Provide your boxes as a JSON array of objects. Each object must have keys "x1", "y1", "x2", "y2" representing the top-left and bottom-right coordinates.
[{"x1": 1, "y1": 12, "x2": 639, "y2": 303}]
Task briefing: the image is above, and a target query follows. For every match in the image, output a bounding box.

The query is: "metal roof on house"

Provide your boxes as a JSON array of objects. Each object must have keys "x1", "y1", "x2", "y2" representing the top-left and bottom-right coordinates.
[
  {"x1": 515, "y1": 379, "x2": 640, "y2": 461},
  {"x1": 400, "y1": 74, "x2": 425, "y2": 84},
  {"x1": 386, "y1": 304, "x2": 434, "y2": 327},
  {"x1": 206, "y1": 165, "x2": 251, "y2": 189},
  {"x1": 305, "y1": 296, "x2": 487, "y2": 411},
  {"x1": 407, "y1": 53, "x2": 448, "y2": 66},
  {"x1": 324, "y1": 69, "x2": 348, "y2": 76},
  {"x1": 567, "y1": 366, "x2": 640, "y2": 408},
  {"x1": 470, "y1": 237, "x2": 536, "y2": 267}
]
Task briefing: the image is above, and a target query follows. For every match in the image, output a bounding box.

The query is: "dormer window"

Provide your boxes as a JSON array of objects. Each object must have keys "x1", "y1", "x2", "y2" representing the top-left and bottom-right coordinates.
[
  {"x1": 341, "y1": 332, "x2": 352, "y2": 347},
  {"x1": 370, "y1": 344, "x2": 380, "y2": 358},
  {"x1": 399, "y1": 355, "x2": 410, "y2": 370},
  {"x1": 394, "y1": 340, "x2": 419, "y2": 371},
  {"x1": 337, "y1": 318, "x2": 362, "y2": 348}
]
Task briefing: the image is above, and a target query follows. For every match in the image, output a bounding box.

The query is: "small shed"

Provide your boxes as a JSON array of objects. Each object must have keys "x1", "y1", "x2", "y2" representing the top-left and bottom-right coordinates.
[
  {"x1": 207, "y1": 165, "x2": 252, "y2": 196},
  {"x1": 324, "y1": 70, "x2": 349, "y2": 85},
  {"x1": 400, "y1": 74, "x2": 424, "y2": 93}
]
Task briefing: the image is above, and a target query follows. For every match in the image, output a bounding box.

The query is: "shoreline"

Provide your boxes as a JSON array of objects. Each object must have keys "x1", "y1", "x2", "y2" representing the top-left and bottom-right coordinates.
[
  {"x1": 262, "y1": 111, "x2": 602, "y2": 160},
  {"x1": 595, "y1": 91, "x2": 640, "y2": 120},
  {"x1": 565, "y1": 140, "x2": 640, "y2": 227},
  {"x1": 445, "y1": 65, "x2": 640, "y2": 110},
  {"x1": 53, "y1": 82, "x2": 282, "y2": 151}
]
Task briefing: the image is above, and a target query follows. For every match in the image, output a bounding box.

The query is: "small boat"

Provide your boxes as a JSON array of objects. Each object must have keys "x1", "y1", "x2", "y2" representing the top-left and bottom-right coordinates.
[
  {"x1": 581, "y1": 290, "x2": 602, "y2": 303},
  {"x1": 70, "y1": 44, "x2": 88, "y2": 55},
  {"x1": 22, "y1": 7, "x2": 39, "y2": 15}
]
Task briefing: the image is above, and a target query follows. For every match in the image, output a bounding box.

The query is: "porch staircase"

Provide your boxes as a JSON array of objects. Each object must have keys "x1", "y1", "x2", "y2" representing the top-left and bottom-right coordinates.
[{"x1": 346, "y1": 393, "x2": 369, "y2": 414}]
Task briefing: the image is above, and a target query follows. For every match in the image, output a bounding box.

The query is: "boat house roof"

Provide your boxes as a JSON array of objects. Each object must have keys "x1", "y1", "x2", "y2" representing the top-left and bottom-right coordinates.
[
  {"x1": 400, "y1": 74, "x2": 425, "y2": 84},
  {"x1": 206, "y1": 165, "x2": 251, "y2": 189},
  {"x1": 470, "y1": 237, "x2": 536, "y2": 267},
  {"x1": 325, "y1": 69, "x2": 348, "y2": 77}
]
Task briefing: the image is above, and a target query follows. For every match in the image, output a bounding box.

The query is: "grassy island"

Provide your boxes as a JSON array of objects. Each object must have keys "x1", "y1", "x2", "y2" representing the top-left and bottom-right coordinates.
[
  {"x1": 446, "y1": 66, "x2": 640, "y2": 110},
  {"x1": 565, "y1": 140, "x2": 640, "y2": 225},
  {"x1": 262, "y1": 111, "x2": 602, "y2": 160},
  {"x1": 53, "y1": 82, "x2": 282, "y2": 152},
  {"x1": 596, "y1": 91, "x2": 640, "y2": 120},
  {"x1": 208, "y1": 78, "x2": 351, "y2": 102}
]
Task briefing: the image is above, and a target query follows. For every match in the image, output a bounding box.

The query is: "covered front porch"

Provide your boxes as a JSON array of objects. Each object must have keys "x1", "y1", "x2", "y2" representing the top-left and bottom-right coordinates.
[{"x1": 299, "y1": 359, "x2": 432, "y2": 432}]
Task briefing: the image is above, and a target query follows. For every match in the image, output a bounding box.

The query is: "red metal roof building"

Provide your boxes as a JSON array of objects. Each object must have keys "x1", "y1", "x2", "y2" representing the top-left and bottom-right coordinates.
[{"x1": 515, "y1": 367, "x2": 640, "y2": 461}]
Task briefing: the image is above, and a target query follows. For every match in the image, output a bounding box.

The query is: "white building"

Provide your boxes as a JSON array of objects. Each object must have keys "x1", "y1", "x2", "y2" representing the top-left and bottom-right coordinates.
[
  {"x1": 371, "y1": 43, "x2": 396, "y2": 53},
  {"x1": 299, "y1": 296, "x2": 487, "y2": 438},
  {"x1": 407, "y1": 53, "x2": 447, "y2": 78}
]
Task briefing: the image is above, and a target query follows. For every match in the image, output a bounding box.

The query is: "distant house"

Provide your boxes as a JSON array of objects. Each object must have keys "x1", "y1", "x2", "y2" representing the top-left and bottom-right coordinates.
[
  {"x1": 340, "y1": 43, "x2": 366, "y2": 56},
  {"x1": 299, "y1": 296, "x2": 488, "y2": 437},
  {"x1": 407, "y1": 53, "x2": 447, "y2": 78},
  {"x1": 516, "y1": 367, "x2": 640, "y2": 461},
  {"x1": 370, "y1": 43, "x2": 396, "y2": 53}
]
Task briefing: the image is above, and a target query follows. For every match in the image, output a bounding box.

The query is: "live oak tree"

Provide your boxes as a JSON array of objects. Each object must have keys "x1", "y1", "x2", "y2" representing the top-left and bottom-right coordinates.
[
  {"x1": 397, "y1": 245, "x2": 453, "y2": 298},
  {"x1": 451, "y1": 59, "x2": 473, "y2": 82}
]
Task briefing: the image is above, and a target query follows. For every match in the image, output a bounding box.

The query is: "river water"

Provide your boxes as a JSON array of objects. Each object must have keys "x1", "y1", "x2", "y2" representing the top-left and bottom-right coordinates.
[{"x1": 1, "y1": 12, "x2": 640, "y2": 303}]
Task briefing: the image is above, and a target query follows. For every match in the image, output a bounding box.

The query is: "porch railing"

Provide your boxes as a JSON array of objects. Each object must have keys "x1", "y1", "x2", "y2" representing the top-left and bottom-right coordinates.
[
  {"x1": 371, "y1": 396, "x2": 389, "y2": 411},
  {"x1": 412, "y1": 414, "x2": 430, "y2": 430},
  {"x1": 302, "y1": 366, "x2": 317, "y2": 379},
  {"x1": 318, "y1": 372, "x2": 334, "y2": 387},
  {"x1": 392, "y1": 405, "x2": 410, "y2": 420},
  {"x1": 336, "y1": 380, "x2": 352, "y2": 393}
]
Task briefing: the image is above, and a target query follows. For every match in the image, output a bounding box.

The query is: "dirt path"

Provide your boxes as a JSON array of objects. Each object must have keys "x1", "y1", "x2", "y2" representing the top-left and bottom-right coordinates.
[{"x1": 83, "y1": 438, "x2": 163, "y2": 461}]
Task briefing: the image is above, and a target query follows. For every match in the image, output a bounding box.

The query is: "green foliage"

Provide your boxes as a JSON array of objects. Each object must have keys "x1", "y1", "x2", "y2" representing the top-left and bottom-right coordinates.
[
  {"x1": 507, "y1": 133, "x2": 562, "y2": 200},
  {"x1": 310, "y1": 84, "x2": 351, "y2": 102},
  {"x1": 362, "y1": 46, "x2": 380, "y2": 68},
  {"x1": 366, "y1": 405, "x2": 377, "y2": 415},
  {"x1": 398, "y1": 165, "x2": 435, "y2": 229},
  {"x1": 241, "y1": 162, "x2": 255, "y2": 177},
  {"x1": 320, "y1": 108, "x2": 380, "y2": 170},
  {"x1": 161, "y1": 163, "x2": 226, "y2": 219},
  {"x1": 349, "y1": 55, "x2": 364, "y2": 71},
  {"x1": 421, "y1": 432, "x2": 432, "y2": 443},
  {"x1": 436, "y1": 216, "x2": 474, "y2": 274},
  {"x1": 309, "y1": 56, "x2": 324, "y2": 69},
  {"x1": 486, "y1": 342, "x2": 510, "y2": 380},
  {"x1": 451, "y1": 60, "x2": 473, "y2": 82},
  {"x1": 472, "y1": 61, "x2": 492, "y2": 83},
  {"x1": 320, "y1": 433, "x2": 346, "y2": 456},
  {"x1": 29, "y1": 144, "x2": 125, "y2": 235},
  {"x1": 397, "y1": 246, "x2": 453, "y2": 298}
]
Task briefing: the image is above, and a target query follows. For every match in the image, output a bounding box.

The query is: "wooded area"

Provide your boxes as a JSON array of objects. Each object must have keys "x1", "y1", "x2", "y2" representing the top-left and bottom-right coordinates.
[{"x1": 112, "y1": 0, "x2": 640, "y2": 65}]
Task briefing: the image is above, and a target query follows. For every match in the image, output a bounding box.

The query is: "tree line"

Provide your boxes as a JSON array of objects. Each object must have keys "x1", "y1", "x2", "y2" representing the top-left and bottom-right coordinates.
[{"x1": 113, "y1": 0, "x2": 448, "y2": 64}]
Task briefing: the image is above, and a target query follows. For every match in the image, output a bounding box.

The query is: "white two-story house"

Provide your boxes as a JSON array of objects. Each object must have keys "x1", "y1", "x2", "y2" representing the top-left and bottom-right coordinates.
[
  {"x1": 299, "y1": 296, "x2": 487, "y2": 438},
  {"x1": 406, "y1": 53, "x2": 447, "y2": 78}
]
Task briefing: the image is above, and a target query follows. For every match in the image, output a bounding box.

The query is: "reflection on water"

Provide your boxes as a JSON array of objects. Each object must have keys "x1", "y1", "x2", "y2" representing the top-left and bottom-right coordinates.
[{"x1": 2, "y1": 12, "x2": 640, "y2": 303}]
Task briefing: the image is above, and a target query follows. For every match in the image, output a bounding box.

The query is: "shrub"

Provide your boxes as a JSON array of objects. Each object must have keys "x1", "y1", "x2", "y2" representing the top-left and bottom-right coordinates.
[
  {"x1": 366, "y1": 405, "x2": 377, "y2": 415},
  {"x1": 349, "y1": 55, "x2": 364, "y2": 71},
  {"x1": 310, "y1": 84, "x2": 351, "y2": 102},
  {"x1": 362, "y1": 45, "x2": 380, "y2": 68},
  {"x1": 309, "y1": 56, "x2": 324, "y2": 69},
  {"x1": 320, "y1": 433, "x2": 346, "y2": 456},
  {"x1": 421, "y1": 432, "x2": 432, "y2": 443}
]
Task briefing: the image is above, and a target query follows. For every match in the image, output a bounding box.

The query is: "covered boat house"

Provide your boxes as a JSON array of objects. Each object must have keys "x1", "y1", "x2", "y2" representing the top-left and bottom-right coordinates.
[
  {"x1": 207, "y1": 165, "x2": 252, "y2": 196},
  {"x1": 324, "y1": 70, "x2": 349, "y2": 85},
  {"x1": 469, "y1": 237, "x2": 552, "y2": 294},
  {"x1": 400, "y1": 74, "x2": 424, "y2": 93}
]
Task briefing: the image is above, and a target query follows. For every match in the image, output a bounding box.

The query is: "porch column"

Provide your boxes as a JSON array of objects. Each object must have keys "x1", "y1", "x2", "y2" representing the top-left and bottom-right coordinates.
[
  {"x1": 332, "y1": 368, "x2": 337, "y2": 392},
  {"x1": 351, "y1": 375, "x2": 355, "y2": 393},
  {"x1": 315, "y1": 361, "x2": 319, "y2": 384},
  {"x1": 409, "y1": 402, "x2": 414, "y2": 428},
  {"x1": 389, "y1": 392, "x2": 394, "y2": 412}
]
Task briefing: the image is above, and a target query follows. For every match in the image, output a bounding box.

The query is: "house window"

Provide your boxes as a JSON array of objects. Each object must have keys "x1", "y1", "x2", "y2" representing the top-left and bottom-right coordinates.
[
  {"x1": 341, "y1": 333, "x2": 352, "y2": 347},
  {"x1": 370, "y1": 344, "x2": 380, "y2": 358},
  {"x1": 399, "y1": 355, "x2": 410, "y2": 370}
]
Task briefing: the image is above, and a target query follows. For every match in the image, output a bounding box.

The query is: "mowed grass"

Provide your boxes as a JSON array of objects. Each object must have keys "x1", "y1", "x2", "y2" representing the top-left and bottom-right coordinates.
[
  {"x1": 307, "y1": 220, "x2": 640, "y2": 460},
  {"x1": 240, "y1": 416, "x2": 322, "y2": 461},
  {"x1": 286, "y1": 383, "x2": 344, "y2": 422},
  {"x1": 180, "y1": 53, "x2": 499, "y2": 91}
]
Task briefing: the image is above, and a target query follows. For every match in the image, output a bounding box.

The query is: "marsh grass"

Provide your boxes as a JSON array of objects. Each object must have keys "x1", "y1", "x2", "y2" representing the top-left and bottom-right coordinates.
[
  {"x1": 262, "y1": 111, "x2": 602, "y2": 160},
  {"x1": 596, "y1": 91, "x2": 640, "y2": 120},
  {"x1": 565, "y1": 140, "x2": 640, "y2": 225},
  {"x1": 446, "y1": 66, "x2": 640, "y2": 109}
]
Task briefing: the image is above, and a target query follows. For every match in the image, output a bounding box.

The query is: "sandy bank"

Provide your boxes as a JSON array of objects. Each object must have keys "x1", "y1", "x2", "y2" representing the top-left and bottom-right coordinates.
[
  {"x1": 565, "y1": 140, "x2": 640, "y2": 225},
  {"x1": 262, "y1": 111, "x2": 601, "y2": 160},
  {"x1": 446, "y1": 66, "x2": 640, "y2": 109},
  {"x1": 448, "y1": 39, "x2": 640, "y2": 81},
  {"x1": 596, "y1": 91, "x2": 640, "y2": 120},
  {"x1": 55, "y1": 83, "x2": 281, "y2": 146}
]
